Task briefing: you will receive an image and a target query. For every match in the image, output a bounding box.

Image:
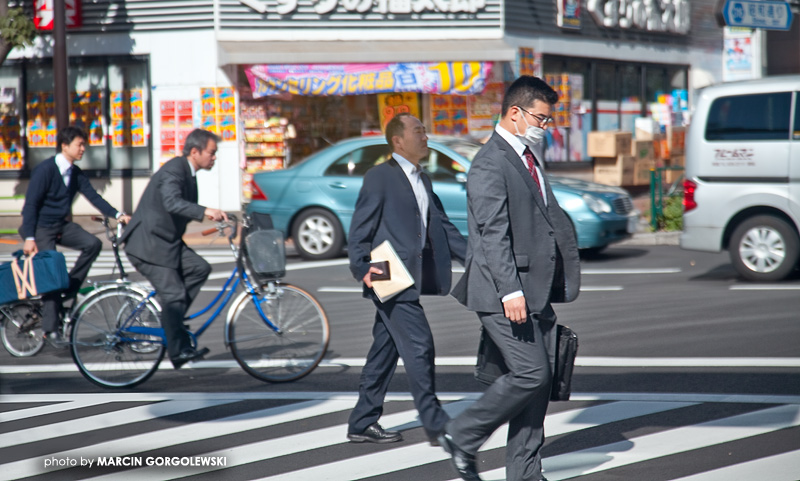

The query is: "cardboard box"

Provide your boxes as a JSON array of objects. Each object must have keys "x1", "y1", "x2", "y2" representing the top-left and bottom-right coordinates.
[
  {"x1": 633, "y1": 159, "x2": 656, "y2": 186},
  {"x1": 631, "y1": 140, "x2": 655, "y2": 163},
  {"x1": 667, "y1": 126, "x2": 686, "y2": 155},
  {"x1": 635, "y1": 117, "x2": 660, "y2": 140},
  {"x1": 593, "y1": 156, "x2": 634, "y2": 186},
  {"x1": 588, "y1": 131, "x2": 633, "y2": 158},
  {"x1": 663, "y1": 167, "x2": 684, "y2": 185}
]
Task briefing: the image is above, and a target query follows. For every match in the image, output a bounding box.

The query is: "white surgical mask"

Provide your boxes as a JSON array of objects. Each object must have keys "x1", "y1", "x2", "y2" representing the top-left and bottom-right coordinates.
[{"x1": 514, "y1": 110, "x2": 546, "y2": 147}]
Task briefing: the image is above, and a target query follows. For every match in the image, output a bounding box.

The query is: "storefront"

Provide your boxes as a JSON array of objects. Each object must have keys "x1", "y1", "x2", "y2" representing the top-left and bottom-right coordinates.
[{"x1": 0, "y1": 0, "x2": 724, "y2": 215}]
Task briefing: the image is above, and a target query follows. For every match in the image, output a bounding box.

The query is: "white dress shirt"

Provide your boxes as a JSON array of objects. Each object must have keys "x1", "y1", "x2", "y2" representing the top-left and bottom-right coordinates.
[
  {"x1": 54, "y1": 154, "x2": 72, "y2": 187},
  {"x1": 393, "y1": 153, "x2": 429, "y2": 249}
]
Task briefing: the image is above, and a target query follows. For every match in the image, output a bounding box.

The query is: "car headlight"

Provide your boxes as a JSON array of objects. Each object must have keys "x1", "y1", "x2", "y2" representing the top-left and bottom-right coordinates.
[{"x1": 582, "y1": 194, "x2": 612, "y2": 214}]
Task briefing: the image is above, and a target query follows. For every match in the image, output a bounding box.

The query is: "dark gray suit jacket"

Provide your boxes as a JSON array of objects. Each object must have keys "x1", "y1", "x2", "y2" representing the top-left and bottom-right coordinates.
[
  {"x1": 452, "y1": 132, "x2": 581, "y2": 315},
  {"x1": 348, "y1": 158, "x2": 466, "y2": 303},
  {"x1": 120, "y1": 156, "x2": 206, "y2": 269}
]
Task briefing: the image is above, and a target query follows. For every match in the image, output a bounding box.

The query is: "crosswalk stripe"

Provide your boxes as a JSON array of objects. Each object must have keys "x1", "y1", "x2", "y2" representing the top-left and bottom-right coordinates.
[
  {"x1": 1, "y1": 399, "x2": 104, "y2": 422},
  {"x1": 540, "y1": 404, "x2": 800, "y2": 480},
  {"x1": 256, "y1": 401, "x2": 696, "y2": 481},
  {"x1": 2, "y1": 394, "x2": 798, "y2": 480},
  {"x1": 670, "y1": 450, "x2": 800, "y2": 481},
  {"x1": 2, "y1": 400, "x2": 355, "y2": 480},
  {"x1": 1, "y1": 399, "x2": 234, "y2": 449},
  {"x1": 83, "y1": 401, "x2": 469, "y2": 480}
]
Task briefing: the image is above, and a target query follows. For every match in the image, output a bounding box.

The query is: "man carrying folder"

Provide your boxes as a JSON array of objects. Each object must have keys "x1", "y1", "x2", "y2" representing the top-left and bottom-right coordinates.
[{"x1": 346, "y1": 113, "x2": 466, "y2": 445}]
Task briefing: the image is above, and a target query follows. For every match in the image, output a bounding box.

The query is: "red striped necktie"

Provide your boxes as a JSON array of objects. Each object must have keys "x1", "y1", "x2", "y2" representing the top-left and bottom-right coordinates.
[{"x1": 523, "y1": 147, "x2": 543, "y2": 197}]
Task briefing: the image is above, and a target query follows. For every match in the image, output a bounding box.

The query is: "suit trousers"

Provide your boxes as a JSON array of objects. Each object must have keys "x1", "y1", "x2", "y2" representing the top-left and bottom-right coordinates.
[
  {"x1": 348, "y1": 299, "x2": 449, "y2": 436},
  {"x1": 34, "y1": 221, "x2": 102, "y2": 332},
  {"x1": 126, "y1": 247, "x2": 210, "y2": 360},
  {"x1": 448, "y1": 310, "x2": 557, "y2": 481}
]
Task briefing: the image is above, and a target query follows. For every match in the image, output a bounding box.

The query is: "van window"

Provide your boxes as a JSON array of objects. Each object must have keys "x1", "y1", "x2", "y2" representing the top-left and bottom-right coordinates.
[{"x1": 705, "y1": 92, "x2": 792, "y2": 141}]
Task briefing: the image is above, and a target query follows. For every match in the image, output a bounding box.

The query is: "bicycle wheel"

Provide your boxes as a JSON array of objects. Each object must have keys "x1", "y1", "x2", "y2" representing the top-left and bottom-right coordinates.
[
  {"x1": 70, "y1": 287, "x2": 164, "y2": 388},
  {"x1": 228, "y1": 283, "x2": 329, "y2": 382},
  {"x1": 0, "y1": 303, "x2": 45, "y2": 357}
]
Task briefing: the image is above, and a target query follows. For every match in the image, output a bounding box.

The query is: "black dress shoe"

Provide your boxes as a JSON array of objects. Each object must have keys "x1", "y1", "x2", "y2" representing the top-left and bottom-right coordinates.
[
  {"x1": 171, "y1": 347, "x2": 209, "y2": 369},
  {"x1": 438, "y1": 432, "x2": 482, "y2": 481},
  {"x1": 347, "y1": 423, "x2": 402, "y2": 444}
]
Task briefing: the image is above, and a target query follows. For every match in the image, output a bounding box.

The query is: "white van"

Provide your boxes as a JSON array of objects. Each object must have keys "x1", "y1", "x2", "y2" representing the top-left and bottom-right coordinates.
[{"x1": 681, "y1": 75, "x2": 800, "y2": 282}]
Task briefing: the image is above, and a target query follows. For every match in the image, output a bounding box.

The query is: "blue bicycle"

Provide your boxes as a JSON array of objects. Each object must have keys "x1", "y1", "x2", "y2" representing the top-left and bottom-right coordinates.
[{"x1": 69, "y1": 214, "x2": 330, "y2": 388}]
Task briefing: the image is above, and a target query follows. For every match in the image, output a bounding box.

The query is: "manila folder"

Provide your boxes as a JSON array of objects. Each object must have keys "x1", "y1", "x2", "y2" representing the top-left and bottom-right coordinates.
[{"x1": 370, "y1": 240, "x2": 414, "y2": 302}]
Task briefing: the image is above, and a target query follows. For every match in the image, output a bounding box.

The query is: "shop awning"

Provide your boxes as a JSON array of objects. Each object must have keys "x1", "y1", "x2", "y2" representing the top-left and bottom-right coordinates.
[{"x1": 218, "y1": 39, "x2": 516, "y2": 66}]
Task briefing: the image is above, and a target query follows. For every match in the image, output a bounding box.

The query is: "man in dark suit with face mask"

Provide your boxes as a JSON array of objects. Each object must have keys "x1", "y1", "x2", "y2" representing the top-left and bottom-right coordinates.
[{"x1": 439, "y1": 76, "x2": 581, "y2": 481}]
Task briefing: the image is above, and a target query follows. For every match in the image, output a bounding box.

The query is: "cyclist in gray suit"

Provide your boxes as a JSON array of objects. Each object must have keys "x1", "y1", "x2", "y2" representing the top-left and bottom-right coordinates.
[{"x1": 120, "y1": 129, "x2": 228, "y2": 369}]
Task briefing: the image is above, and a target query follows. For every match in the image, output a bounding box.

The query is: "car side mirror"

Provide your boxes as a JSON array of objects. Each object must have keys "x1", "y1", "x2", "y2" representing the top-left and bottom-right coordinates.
[{"x1": 455, "y1": 173, "x2": 467, "y2": 183}]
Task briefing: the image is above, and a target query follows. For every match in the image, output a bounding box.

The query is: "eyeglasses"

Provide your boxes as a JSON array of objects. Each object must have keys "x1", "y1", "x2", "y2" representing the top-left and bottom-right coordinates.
[{"x1": 517, "y1": 106, "x2": 554, "y2": 128}]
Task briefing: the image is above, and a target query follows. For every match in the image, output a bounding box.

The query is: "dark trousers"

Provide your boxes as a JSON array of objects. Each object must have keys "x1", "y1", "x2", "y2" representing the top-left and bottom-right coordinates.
[
  {"x1": 348, "y1": 299, "x2": 449, "y2": 436},
  {"x1": 126, "y1": 247, "x2": 210, "y2": 360},
  {"x1": 448, "y1": 309, "x2": 557, "y2": 481},
  {"x1": 34, "y1": 221, "x2": 102, "y2": 333}
]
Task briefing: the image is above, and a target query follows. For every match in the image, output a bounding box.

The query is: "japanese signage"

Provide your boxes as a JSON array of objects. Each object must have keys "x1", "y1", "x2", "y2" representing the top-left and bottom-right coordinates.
[
  {"x1": 72, "y1": 91, "x2": 104, "y2": 146},
  {"x1": 378, "y1": 93, "x2": 420, "y2": 130},
  {"x1": 586, "y1": 0, "x2": 690, "y2": 34},
  {"x1": 431, "y1": 95, "x2": 468, "y2": 135},
  {"x1": 557, "y1": 0, "x2": 582, "y2": 29},
  {"x1": 238, "y1": 0, "x2": 487, "y2": 15},
  {"x1": 200, "y1": 87, "x2": 237, "y2": 142},
  {"x1": 110, "y1": 90, "x2": 146, "y2": 147},
  {"x1": 0, "y1": 88, "x2": 23, "y2": 170},
  {"x1": 160, "y1": 100, "x2": 194, "y2": 163},
  {"x1": 34, "y1": 0, "x2": 82, "y2": 30},
  {"x1": 244, "y1": 62, "x2": 493, "y2": 97},
  {"x1": 722, "y1": 0, "x2": 793, "y2": 30}
]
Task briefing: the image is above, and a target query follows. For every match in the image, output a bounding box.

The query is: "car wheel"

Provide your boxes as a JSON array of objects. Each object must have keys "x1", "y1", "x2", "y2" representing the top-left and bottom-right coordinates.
[
  {"x1": 729, "y1": 215, "x2": 800, "y2": 282},
  {"x1": 580, "y1": 245, "x2": 607, "y2": 257},
  {"x1": 291, "y1": 208, "x2": 344, "y2": 260}
]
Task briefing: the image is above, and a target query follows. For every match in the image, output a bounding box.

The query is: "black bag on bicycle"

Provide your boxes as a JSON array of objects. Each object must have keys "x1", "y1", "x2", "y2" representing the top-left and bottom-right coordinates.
[{"x1": 244, "y1": 213, "x2": 286, "y2": 282}]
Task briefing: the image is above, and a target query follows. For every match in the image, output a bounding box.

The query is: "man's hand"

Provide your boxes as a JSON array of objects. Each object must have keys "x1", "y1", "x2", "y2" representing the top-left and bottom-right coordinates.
[
  {"x1": 362, "y1": 265, "x2": 384, "y2": 289},
  {"x1": 503, "y1": 296, "x2": 527, "y2": 324},
  {"x1": 118, "y1": 214, "x2": 132, "y2": 225},
  {"x1": 23, "y1": 239, "x2": 38, "y2": 256},
  {"x1": 204, "y1": 208, "x2": 229, "y2": 222}
]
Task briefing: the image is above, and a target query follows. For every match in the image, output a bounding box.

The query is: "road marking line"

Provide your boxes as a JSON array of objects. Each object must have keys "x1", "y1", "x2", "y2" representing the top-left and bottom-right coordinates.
[
  {"x1": 538, "y1": 404, "x2": 800, "y2": 480},
  {"x1": 317, "y1": 286, "x2": 624, "y2": 293},
  {"x1": 0, "y1": 399, "x2": 105, "y2": 422},
  {"x1": 4, "y1": 356, "x2": 800, "y2": 375},
  {"x1": 255, "y1": 401, "x2": 696, "y2": 481},
  {"x1": 2, "y1": 400, "x2": 355, "y2": 479},
  {"x1": 0, "y1": 399, "x2": 235, "y2": 448},
  {"x1": 582, "y1": 268, "x2": 682, "y2": 274},
  {"x1": 3, "y1": 392, "x2": 800, "y2": 406},
  {"x1": 730, "y1": 284, "x2": 800, "y2": 290},
  {"x1": 670, "y1": 450, "x2": 800, "y2": 481}
]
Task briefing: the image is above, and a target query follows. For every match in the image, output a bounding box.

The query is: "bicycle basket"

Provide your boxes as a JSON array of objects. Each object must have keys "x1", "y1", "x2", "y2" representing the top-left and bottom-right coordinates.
[{"x1": 245, "y1": 229, "x2": 286, "y2": 281}]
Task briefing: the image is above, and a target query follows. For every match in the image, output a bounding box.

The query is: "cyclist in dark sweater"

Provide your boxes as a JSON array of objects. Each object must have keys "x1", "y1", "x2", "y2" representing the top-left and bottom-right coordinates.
[{"x1": 20, "y1": 126, "x2": 131, "y2": 345}]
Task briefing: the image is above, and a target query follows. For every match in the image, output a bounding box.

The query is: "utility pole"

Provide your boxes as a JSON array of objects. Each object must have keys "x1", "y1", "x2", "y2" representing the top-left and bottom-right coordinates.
[{"x1": 53, "y1": 0, "x2": 69, "y2": 131}]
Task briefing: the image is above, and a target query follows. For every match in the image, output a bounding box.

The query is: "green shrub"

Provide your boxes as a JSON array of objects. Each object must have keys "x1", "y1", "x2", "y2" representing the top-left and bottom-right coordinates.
[{"x1": 654, "y1": 195, "x2": 683, "y2": 231}]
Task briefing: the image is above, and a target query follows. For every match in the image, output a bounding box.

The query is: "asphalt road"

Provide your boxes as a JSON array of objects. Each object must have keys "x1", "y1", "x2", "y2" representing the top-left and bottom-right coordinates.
[{"x1": 2, "y1": 245, "x2": 799, "y2": 480}]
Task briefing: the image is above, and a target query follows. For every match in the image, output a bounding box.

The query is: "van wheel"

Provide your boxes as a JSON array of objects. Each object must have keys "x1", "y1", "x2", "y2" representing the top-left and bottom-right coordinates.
[
  {"x1": 729, "y1": 215, "x2": 799, "y2": 282},
  {"x1": 291, "y1": 208, "x2": 344, "y2": 260}
]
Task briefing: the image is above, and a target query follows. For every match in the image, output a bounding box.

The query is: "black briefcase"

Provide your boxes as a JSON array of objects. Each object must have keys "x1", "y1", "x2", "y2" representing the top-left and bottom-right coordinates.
[
  {"x1": 551, "y1": 324, "x2": 578, "y2": 401},
  {"x1": 474, "y1": 324, "x2": 578, "y2": 402}
]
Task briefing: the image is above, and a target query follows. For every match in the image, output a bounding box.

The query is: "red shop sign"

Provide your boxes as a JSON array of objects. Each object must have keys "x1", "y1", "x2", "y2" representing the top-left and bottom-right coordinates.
[{"x1": 34, "y1": 0, "x2": 83, "y2": 31}]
